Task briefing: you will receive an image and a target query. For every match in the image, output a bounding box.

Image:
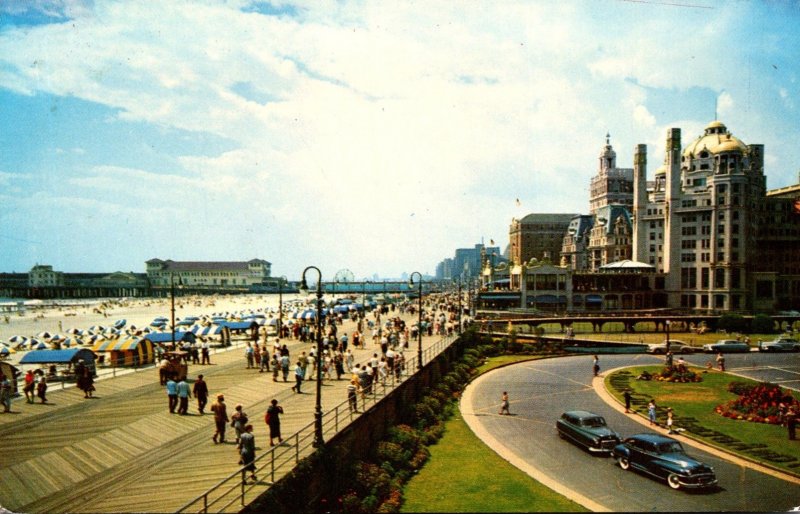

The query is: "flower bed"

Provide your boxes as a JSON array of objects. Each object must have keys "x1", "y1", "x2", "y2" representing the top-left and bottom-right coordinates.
[{"x1": 715, "y1": 381, "x2": 800, "y2": 424}]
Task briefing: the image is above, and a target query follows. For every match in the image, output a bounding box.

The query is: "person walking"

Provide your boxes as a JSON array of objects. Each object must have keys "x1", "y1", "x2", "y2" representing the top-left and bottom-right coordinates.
[
  {"x1": 166, "y1": 376, "x2": 178, "y2": 414},
  {"x1": 648, "y1": 399, "x2": 657, "y2": 426},
  {"x1": 292, "y1": 360, "x2": 304, "y2": 393},
  {"x1": 193, "y1": 374, "x2": 209, "y2": 414},
  {"x1": 592, "y1": 355, "x2": 600, "y2": 377},
  {"x1": 201, "y1": 341, "x2": 211, "y2": 365},
  {"x1": 280, "y1": 354, "x2": 290, "y2": 382},
  {"x1": 259, "y1": 344, "x2": 270, "y2": 372},
  {"x1": 623, "y1": 389, "x2": 632, "y2": 413},
  {"x1": 666, "y1": 407, "x2": 675, "y2": 434},
  {"x1": 347, "y1": 379, "x2": 359, "y2": 413},
  {"x1": 36, "y1": 376, "x2": 48, "y2": 404},
  {"x1": 0, "y1": 372, "x2": 12, "y2": 412},
  {"x1": 271, "y1": 354, "x2": 280, "y2": 382},
  {"x1": 176, "y1": 377, "x2": 192, "y2": 415},
  {"x1": 238, "y1": 424, "x2": 257, "y2": 482},
  {"x1": 23, "y1": 369, "x2": 35, "y2": 404},
  {"x1": 265, "y1": 399, "x2": 284, "y2": 446},
  {"x1": 787, "y1": 407, "x2": 798, "y2": 440},
  {"x1": 211, "y1": 394, "x2": 228, "y2": 444},
  {"x1": 716, "y1": 352, "x2": 726, "y2": 372},
  {"x1": 499, "y1": 391, "x2": 511, "y2": 415},
  {"x1": 231, "y1": 404, "x2": 248, "y2": 444},
  {"x1": 245, "y1": 343, "x2": 254, "y2": 369}
]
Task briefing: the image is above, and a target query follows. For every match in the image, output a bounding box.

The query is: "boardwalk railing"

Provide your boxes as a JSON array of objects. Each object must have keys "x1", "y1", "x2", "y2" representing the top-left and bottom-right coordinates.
[{"x1": 177, "y1": 332, "x2": 460, "y2": 514}]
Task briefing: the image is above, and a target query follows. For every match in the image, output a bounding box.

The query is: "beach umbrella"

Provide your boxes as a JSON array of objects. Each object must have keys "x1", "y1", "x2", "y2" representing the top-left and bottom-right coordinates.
[
  {"x1": 50, "y1": 334, "x2": 65, "y2": 342},
  {"x1": 113, "y1": 319, "x2": 127, "y2": 329},
  {"x1": 62, "y1": 337, "x2": 80, "y2": 348},
  {"x1": 0, "y1": 343, "x2": 15, "y2": 354},
  {"x1": 35, "y1": 341, "x2": 48, "y2": 350},
  {"x1": 37, "y1": 331, "x2": 53, "y2": 340},
  {"x1": 88, "y1": 325, "x2": 106, "y2": 334},
  {"x1": 9, "y1": 335, "x2": 27, "y2": 344},
  {"x1": 0, "y1": 346, "x2": 9, "y2": 357},
  {"x1": 65, "y1": 327, "x2": 83, "y2": 335}
]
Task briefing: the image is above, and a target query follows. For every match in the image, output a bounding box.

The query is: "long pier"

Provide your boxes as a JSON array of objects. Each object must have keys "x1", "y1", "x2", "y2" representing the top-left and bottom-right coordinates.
[{"x1": 0, "y1": 312, "x2": 448, "y2": 513}]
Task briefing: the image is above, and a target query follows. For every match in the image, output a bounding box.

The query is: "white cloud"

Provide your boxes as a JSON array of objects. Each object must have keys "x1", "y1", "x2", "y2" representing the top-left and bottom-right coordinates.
[{"x1": 0, "y1": 0, "x2": 798, "y2": 275}]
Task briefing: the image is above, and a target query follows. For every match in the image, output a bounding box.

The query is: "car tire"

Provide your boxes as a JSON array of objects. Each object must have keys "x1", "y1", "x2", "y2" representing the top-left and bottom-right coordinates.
[
  {"x1": 667, "y1": 473, "x2": 681, "y2": 490},
  {"x1": 557, "y1": 430, "x2": 565, "y2": 439},
  {"x1": 618, "y1": 457, "x2": 630, "y2": 470}
]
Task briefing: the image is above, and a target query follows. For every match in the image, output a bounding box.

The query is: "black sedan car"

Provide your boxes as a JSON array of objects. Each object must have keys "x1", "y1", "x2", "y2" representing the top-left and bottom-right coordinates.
[
  {"x1": 556, "y1": 410, "x2": 621, "y2": 453},
  {"x1": 612, "y1": 433, "x2": 717, "y2": 490}
]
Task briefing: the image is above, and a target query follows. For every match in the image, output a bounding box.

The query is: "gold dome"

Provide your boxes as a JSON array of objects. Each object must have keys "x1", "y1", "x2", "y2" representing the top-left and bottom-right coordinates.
[{"x1": 683, "y1": 121, "x2": 747, "y2": 158}]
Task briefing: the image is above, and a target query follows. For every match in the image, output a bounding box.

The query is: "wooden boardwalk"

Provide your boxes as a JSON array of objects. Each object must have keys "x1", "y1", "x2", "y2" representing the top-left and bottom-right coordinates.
[{"x1": 0, "y1": 313, "x2": 437, "y2": 513}]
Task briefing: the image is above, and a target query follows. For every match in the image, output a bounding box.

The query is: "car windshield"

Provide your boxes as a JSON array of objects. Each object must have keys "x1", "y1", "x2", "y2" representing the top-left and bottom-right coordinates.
[
  {"x1": 582, "y1": 417, "x2": 606, "y2": 427},
  {"x1": 657, "y1": 442, "x2": 684, "y2": 454}
]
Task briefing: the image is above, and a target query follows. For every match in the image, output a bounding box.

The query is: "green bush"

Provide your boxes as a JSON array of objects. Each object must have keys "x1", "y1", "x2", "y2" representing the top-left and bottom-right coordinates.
[
  {"x1": 375, "y1": 441, "x2": 410, "y2": 471},
  {"x1": 718, "y1": 313, "x2": 747, "y2": 334},
  {"x1": 752, "y1": 314, "x2": 775, "y2": 334}
]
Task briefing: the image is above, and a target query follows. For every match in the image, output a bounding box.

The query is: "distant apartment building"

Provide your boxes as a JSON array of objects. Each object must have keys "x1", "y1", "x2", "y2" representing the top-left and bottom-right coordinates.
[
  {"x1": 435, "y1": 244, "x2": 502, "y2": 281},
  {"x1": 146, "y1": 259, "x2": 272, "y2": 289}
]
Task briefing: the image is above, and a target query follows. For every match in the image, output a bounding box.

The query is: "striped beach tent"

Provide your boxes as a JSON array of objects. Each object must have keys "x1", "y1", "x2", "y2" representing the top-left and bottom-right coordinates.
[{"x1": 92, "y1": 336, "x2": 155, "y2": 366}]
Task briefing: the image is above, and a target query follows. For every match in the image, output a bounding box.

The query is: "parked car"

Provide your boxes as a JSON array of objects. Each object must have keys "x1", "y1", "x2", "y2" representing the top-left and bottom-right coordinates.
[
  {"x1": 556, "y1": 410, "x2": 621, "y2": 453},
  {"x1": 702, "y1": 339, "x2": 751, "y2": 353},
  {"x1": 758, "y1": 338, "x2": 800, "y2": 352},
  {"x1": 647, "y1": 340, "x2": 695, "y2": 354},
  {"x1": 612, "y1": 433, "x2": 717, "y2": 490}
]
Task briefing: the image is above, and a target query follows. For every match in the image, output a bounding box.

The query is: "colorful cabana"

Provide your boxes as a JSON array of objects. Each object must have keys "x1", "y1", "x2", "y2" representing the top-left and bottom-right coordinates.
[{"x1": 92, "y1": 337, "x2": 155, "y2": 367}]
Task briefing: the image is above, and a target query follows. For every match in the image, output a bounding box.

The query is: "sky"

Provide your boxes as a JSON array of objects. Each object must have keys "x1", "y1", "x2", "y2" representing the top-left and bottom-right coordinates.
[{"x1": 1, "y1": 0, "x2": 799, "y2": 280}]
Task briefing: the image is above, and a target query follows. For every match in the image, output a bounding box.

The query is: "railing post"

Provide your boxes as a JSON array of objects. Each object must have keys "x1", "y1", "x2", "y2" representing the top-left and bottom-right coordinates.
[{"x1": 241, "y1": 469, "x2": 246, "y2": 506}]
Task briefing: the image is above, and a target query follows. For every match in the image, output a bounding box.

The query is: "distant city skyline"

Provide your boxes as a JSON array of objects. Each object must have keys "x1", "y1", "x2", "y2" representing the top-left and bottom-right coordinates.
[{"x1": 1, "y1": 1, "x2": 799, "y2": 279}]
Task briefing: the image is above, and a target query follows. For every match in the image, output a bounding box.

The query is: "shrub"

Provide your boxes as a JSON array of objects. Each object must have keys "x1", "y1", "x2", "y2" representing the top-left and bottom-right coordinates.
[
  {"x1": 375, "y1": 441, "x2": 410, "y2": 471},
  {"x1": 752, "y1": 314, "x2": 775, "y2": 334},
  {"x1": 387, "y1": 424, "x2": 425, "y2": 453},
  {"x1": 718, "y1": 313, "x2": 747, "y2": 334}
]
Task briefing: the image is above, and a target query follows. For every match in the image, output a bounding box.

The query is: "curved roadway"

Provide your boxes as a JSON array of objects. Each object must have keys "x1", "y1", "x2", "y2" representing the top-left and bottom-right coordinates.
[{"x1": 461, "y1": 352, "x2": 800, "y2": 512}]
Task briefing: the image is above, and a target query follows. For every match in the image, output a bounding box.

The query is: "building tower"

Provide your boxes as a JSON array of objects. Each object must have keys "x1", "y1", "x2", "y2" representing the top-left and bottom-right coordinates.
[
  {"x1": 663, "y1": 128, "x2": 682, "y2": 305},
  {"x1": 632, "y1": 144, "x2": 648, "y2": 262}
]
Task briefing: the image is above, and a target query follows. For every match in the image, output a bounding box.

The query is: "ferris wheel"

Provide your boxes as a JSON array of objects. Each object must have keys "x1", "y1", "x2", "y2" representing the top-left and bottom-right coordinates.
[{"x1": 334, "y1": 269, "x2": 355, "y2": 283}]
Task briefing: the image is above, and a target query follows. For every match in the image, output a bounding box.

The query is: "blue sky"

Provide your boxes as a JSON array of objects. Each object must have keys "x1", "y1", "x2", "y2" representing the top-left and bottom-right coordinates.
[{"x1": 1, "y1": 0, "x2": 799, "y2": 279}]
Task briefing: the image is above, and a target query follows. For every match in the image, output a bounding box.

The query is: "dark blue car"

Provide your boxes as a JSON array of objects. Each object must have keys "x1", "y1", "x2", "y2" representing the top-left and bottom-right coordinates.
[
  {"x1": 612, "y1": 433, "x2": 717, "y2": 490},
  {"x1": 556, "y1": 410, "x2": 621, "y2": 453}
]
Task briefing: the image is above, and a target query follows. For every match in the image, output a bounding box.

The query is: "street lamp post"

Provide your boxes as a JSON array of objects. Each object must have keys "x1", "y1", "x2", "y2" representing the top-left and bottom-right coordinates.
[
  {"x1": 457, "y1": 279, "x2": 462, "y2": 334},
  {"x1": 170, "y1": 272, "x2": 180, "y2": 349},
  {"x1": 277, "y1": 275, "x2": 287, "y2": 339},
  {"x1": 409, "y1": 272, "x2": 423, "y2": 369},
  {"x1": 665, "y1": 320, "x2": 671, "y2": 354},
  {"x1": 362, "y1": 280, "x2": 372, "y2": 313},
  {"x1": 300, "y1": 266, "x2": 325, "y2": 448}
]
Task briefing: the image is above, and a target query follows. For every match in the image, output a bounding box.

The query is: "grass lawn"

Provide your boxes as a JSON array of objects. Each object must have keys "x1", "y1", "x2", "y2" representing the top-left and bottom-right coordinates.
[
  {"x1": 401, "y1": 411, "x2": 586, "y2": 513},
  {"x1": 606, "y1": 365, "x2": 800, "y2": 475}
]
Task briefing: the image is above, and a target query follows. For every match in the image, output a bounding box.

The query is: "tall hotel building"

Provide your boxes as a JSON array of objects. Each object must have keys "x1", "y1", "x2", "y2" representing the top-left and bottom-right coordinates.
[{"x1": 633, "y1": 121, "x2": 798, "y2": 312}]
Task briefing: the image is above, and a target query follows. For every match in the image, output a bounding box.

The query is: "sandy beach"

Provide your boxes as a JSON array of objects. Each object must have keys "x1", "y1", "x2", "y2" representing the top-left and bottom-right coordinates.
[{"x1": 0, "y1": 293, "x2": 315, "y2": 364}]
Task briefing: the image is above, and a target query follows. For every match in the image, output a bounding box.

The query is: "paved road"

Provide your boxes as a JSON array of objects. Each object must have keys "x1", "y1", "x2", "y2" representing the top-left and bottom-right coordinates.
[{"x1": 462, "y1": 353, "x2": 800, "y2": 512}]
